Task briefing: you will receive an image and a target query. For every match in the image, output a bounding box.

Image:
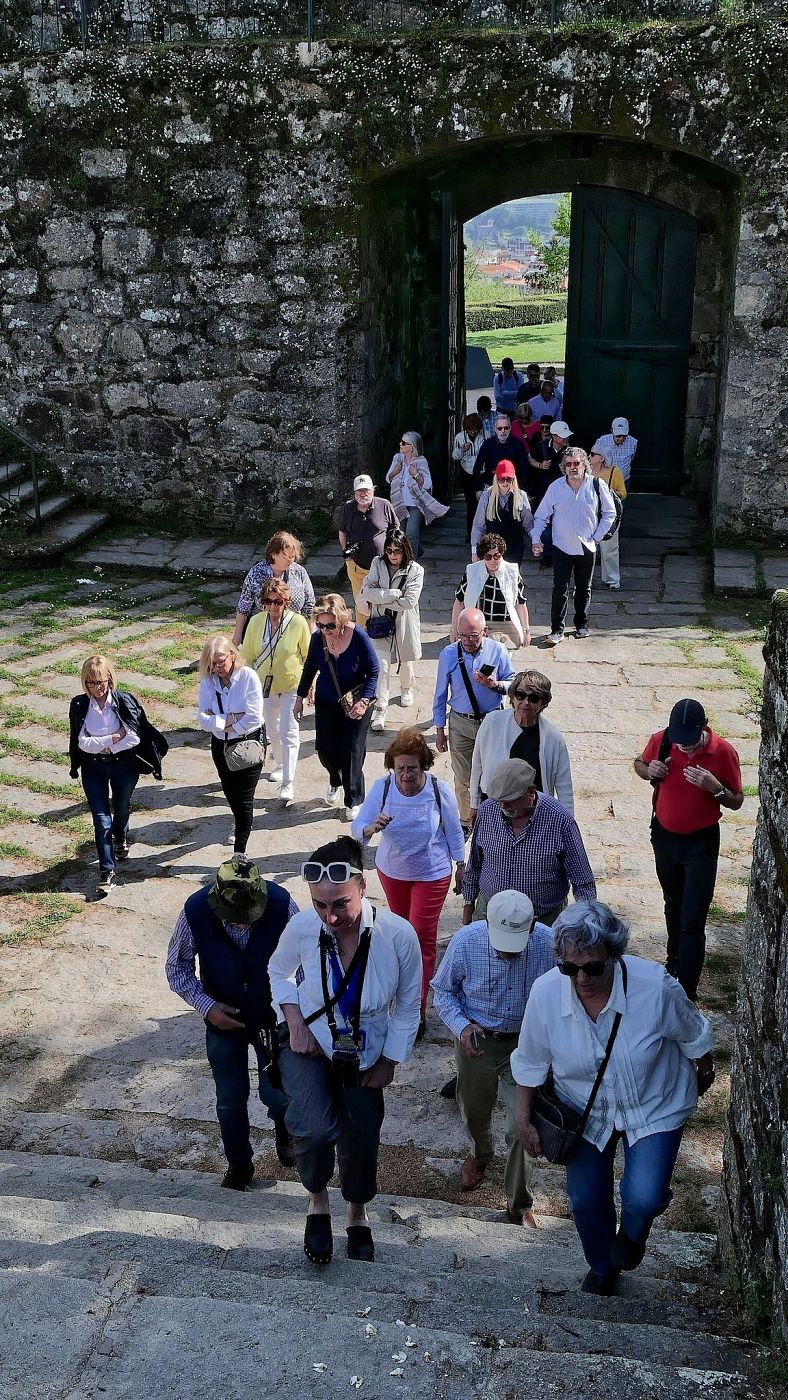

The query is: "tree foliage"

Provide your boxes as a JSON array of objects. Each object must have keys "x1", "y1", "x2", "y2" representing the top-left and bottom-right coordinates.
[{"x1": 527, "y1": 192, "x2": 572, "y2": 293}]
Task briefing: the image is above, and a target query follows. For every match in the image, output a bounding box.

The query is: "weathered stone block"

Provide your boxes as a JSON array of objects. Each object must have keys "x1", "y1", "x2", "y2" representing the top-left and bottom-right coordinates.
[
  {"x1": 80, "y1": 148, "x2": 128, "y2": 178},
  {"x1": 154, "y1": 380, "x2": 222, "y2": 417},
  {"x1": 106, "y1": 324, "x2": 146, "y2": 363},
  {"x1": 54, "y1": 314, "x2": 105, "y2": 357},
  {"x1": 103, "y1": 382, "x2": 149, "y2": 414},
  {"x1": 102, "y1": 226, "x2": 155, "y2": 275},
  {"x1": 38, "y1": 216, "x2": 95, "y2": 264}
]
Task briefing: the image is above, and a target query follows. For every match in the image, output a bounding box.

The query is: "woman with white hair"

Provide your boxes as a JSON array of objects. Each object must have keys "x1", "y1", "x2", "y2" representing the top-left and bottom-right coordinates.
[
  {"x1": 386, "y1": 430, "x2": 432, "y2": 558},
  {"x1": 198, "y1": 635, "x2": 265, "y2": 856},
  {"x1": 512, "y1": 900, "x2": 714, "y2": 1296},
  {"x1": 471, "y1": 460, "x2": 534, "y2": 566}
]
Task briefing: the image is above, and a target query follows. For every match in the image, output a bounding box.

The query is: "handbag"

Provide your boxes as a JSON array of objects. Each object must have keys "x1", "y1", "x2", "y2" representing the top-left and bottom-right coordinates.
[
  {"x1": 593, "y1": 474, "x2": 623, "y2": 540},
  {"x1": 323, "y1": 642, "x2": 374, "y2": 716},
  {"x1": 531, "y1": 961, "x2": 627, "y2": 1165},
  {"x1": 366, "y1": 613, "x2": 394, "y2": 640}
]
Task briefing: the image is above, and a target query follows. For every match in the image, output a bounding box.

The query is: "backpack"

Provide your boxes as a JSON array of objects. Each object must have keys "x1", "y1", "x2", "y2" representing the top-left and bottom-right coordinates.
[
  {"x1": 593, "y1": 475, "x2": 623, "y2": 540},
  {"x1": 381, "y1": 774, "x2": 445, "y2": 836}
]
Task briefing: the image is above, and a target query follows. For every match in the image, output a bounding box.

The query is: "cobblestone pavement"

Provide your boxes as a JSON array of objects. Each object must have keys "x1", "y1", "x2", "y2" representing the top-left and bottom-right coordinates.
[{"x1": 0, "y1": 496, "x2": 766, "y2": 1224}]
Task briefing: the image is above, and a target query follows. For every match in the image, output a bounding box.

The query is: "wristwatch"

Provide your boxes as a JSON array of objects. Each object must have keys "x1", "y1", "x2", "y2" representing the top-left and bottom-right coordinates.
[{"x1": 713, "y1": 787, "x2": 726, "y2": 800}]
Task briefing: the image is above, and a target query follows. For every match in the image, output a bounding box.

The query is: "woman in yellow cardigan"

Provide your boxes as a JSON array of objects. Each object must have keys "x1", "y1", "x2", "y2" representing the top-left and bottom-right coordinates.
[{"x1": 240, "y1": 577, "x2": 311, "y2": 804}]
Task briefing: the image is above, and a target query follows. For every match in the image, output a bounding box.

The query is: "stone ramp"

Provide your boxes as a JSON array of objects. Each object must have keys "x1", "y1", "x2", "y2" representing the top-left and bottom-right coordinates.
[{"x1": 0, "y1": 1151, "x2": 760, "y2": 1399}]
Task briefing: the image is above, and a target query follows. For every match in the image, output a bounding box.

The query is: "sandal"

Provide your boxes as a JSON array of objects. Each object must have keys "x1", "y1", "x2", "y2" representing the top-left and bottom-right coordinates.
[
  {"x1": 304, "y1": 1213, "x2": 333, "y2": 1265},
  {"x1": 346, "y1": 1224, "x2": 375, "y2": 1262}
]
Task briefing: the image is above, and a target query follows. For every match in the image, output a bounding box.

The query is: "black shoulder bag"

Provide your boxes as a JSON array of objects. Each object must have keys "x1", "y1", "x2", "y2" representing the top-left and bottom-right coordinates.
[{"x1": 531, "y1": 961, "x2": 627, "y2": 1164}]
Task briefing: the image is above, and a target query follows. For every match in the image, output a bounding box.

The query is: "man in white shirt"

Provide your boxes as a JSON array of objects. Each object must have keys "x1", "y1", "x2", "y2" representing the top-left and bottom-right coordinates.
[
  {"x1": 531, "y1": 448, "x2": 616, "y2": 646},
  {"x1": 592, "y1": 416, "x2": 638, "y2": 484},
  {"x1": 526, "y1": 380, "x2": 561, "y2": 423}
]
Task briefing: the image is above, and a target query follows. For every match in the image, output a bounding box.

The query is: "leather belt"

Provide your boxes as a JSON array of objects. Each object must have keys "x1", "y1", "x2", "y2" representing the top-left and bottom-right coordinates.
[{"x1": 479, "y1": 1028, "x2": 519, "y2": 1041}]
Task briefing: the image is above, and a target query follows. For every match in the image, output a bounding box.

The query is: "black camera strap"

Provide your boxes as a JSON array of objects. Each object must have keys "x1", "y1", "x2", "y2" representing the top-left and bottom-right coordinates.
[
  {"x1": 456, "y1": 643, "x2": 483, "y2": 723},
  {"x1": 319, "y1": 926, "x2": 372, "y2": 1049}
]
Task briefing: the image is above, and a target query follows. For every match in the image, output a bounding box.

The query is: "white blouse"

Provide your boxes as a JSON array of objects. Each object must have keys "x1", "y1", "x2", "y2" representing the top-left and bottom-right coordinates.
[
  {"x1": 268, "y1": 898, "x2": 422, "y2": 1069},
  {"x1": 197, "y1": 666, "x2": 264, "y2": 739},
  {"x1": 511, "y1": 954, "x2": 713, "y2": 1147},
  {"x1": 78, "y1": 696, "x2": 140, "y2": 755}
]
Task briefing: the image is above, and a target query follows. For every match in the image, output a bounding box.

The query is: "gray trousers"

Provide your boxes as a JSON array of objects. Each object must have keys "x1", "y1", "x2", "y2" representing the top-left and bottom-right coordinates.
[{"x1": 278, "y1": 1044, "x2": 385, "y2": 1203}]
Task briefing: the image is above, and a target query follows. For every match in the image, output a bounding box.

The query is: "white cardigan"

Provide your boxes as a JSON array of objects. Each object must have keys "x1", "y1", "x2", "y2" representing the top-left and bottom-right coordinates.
[
  {"x1": 357, "y1": 557, "x2": 424, "y2": 663},
  {"x1": 462, "y1": 559, "x2": 524, "y2": 643},
  {"x1": 470, "y1": 709, "x2": 574, "y2": 813}
]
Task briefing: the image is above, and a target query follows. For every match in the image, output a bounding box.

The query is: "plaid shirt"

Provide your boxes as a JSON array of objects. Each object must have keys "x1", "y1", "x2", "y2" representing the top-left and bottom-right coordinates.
[
  {"x1": 431, "y1": 918, "x2": 556, "y2": 1037},
  {"x1": 166, "y1": 902, "x2": 299, "y2": 1016},
  {"x1": 462, "y1": 793, "x2": 596, "y2": 916}
]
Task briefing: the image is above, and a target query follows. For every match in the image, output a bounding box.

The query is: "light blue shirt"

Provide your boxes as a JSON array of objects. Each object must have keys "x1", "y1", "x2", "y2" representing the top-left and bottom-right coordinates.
[
  {"x1": 431, "y1": 918, "x2": 556, "y2": 1037},
  {"x1": 351, "y1": 775, "x2": 465, "y2": 881},
  {"x1": 592, "y1": 432, "x2": 638, "y2": 482},
  {"x1": 531, "y1": 473, "x2": 616, "y2": 557},
  {"x1": 432, "y1": 637, "x2": 515, "y2": 728}
]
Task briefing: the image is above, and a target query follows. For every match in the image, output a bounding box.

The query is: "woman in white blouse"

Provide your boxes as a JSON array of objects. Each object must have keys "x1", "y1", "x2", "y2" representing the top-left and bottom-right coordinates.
[
  {"x1": 197, "y1": 635, "x2": 264, "y2": 857},
  {"x1": 269, "y1": 834, "x2": 421, "y2": 1267},
  {"x1": 512, "y1": 901, "x2": 714, "y2": 1296}
]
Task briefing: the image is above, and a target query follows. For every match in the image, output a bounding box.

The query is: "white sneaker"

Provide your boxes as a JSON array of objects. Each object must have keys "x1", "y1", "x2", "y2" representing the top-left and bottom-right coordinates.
[
  {"x1": 546, "y1": 632, "x2": 563, "y2": 646},
  {"x1": 400, "y1": 689, "x2": 414, "y2": 707},
  {"x1": 345, "y1": 804, "x2": 361, "y2": 822},
  {"x1": 576, "y1": 627, "x2": 590, "y2": 638},
  {"x1": 325, "y1": 784, "x2": 342, "y2": 808},
  {"x1": 226, "y1": 828, "x2": 235, "y2": 845},
  {"x1": 608, "y1": 582, "x2": 620, "y2": 590},
  {"x1": 370, "y1": 708, "x2": 387, "y2": 732},
  {"x1": 268, "y1": 767, "x2": 284, "y2": 784},
  {"x1": 279, "y1": 783, "x2": 294, "y2": 802}
]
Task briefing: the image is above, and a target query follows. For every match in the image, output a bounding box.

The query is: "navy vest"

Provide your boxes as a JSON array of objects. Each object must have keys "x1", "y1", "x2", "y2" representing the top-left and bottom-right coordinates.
[{"x1": 185, "y1": 882, "x2": 291, "y2": 1034}]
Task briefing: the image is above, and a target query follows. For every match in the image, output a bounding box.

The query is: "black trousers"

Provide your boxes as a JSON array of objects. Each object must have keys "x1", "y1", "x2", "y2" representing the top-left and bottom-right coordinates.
[
  {"x1": 551, "y1": 544, "x2": 595, "y2": 633},
  {"x1": 650, "y1": 818, "x2": 721, "y2": 1001},
  {"x1": 210, "y1": 734, "x2": 263, "y2": 853},
  {"x1": 314, "y1": 698, "x2": 372, "y2": 806},
  {"x1": 461, "y1": 473, "x2": 478, "y2": 540}
]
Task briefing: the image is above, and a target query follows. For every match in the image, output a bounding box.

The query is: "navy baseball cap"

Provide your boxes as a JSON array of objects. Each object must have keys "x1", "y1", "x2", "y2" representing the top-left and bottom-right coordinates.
[{"x1": 667, "y1": 699, "x2": 707, "y2": 746}]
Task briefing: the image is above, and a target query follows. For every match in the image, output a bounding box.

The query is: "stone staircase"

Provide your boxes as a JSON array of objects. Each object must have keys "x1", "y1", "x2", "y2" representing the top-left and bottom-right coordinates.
[
  {"x1": 0, "y1": 1150, "x2": 761, "y2": 1398},
  {"x1": 0, "y1": 428, "x2": 109, "y2": 562}
]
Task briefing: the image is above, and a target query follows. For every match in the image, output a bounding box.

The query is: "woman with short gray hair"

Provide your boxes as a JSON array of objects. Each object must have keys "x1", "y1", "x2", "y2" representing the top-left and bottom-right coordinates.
[
  {"x1": 512, "y1": 899, "x2": 714, "y2": 1296},
  {"x1": 469, "y1": 667, "x2": 573, "y2": 817}
]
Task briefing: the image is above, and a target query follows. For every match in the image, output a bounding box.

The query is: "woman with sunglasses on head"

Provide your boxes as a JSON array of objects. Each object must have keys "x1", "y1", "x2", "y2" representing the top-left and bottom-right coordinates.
[
  {"x1": 232, "y1": 530, "x2": 315, "y2": 647},
  {"x1": 239, "y1": 578, "x2": 311, "y2": 804},
  {"x1": 512, "y1": 900, "x2": 714, "y2": 1297},
  {"x1": 294, "y1": 593, "x2": 379, "y2": 822},
  {"x1": 386, "y1": 429, "x2": 433, "y2": 558},
  {"x1": 351, "y1": 727, "x2": 465, "y2": 1038},
  {"x1": 198, "y1": 635, "x2": 265, "y2": 857},
  {"x1": 357, "y1": 527, "x2": 424, "y2": 733},
  {"x1": 451, "y1": 531, "x2": 531, "y2": 651},
  {"x1": 269, "y1": 835, "x2": 422, "y2": 1266},
  {"x1": 68, "y1": 654, "x2": 167, "y2": 896},
  {"x1": 469, "y1": 669, "x2": 573, "y2": 823},
  {"x1": 471, "y1": 461, "x2": 534, "y2": 567}
]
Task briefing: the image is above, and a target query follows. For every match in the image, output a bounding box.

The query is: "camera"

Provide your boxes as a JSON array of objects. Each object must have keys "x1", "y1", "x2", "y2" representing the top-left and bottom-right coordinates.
[
  {"x1": 342, "y1": 542, "x2": 360, "y2": 559},
  {"x1": 332, "y1": 1034, "x2": 361, "y2": 1088}
]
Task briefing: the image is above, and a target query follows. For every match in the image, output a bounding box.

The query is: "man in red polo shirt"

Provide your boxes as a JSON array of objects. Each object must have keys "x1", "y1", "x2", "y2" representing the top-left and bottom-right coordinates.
[{"x1": 634, "y1": 698, "x2": 743, "y2": 1001}]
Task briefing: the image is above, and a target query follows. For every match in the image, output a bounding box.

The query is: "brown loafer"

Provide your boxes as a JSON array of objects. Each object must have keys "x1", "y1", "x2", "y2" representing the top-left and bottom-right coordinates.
[
  {"x1": 459, "y1": 1154, "x2": 485, "y2": 1191},
  {"x1": 505, "y1": 1207, "x2": 539, "y2": 1229}
]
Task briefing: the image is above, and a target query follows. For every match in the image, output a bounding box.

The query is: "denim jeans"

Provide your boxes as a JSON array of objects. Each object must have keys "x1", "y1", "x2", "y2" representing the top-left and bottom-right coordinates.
[
  {"x1": 205, "y1": 1026, "x2": 287, "y2": 1167},
  {"x1": 278, "y1": 1044, "x2": 385, "y2": 1203},
  {"x1": 80, "y1": 755, "x2": 140, "y2": 872},
  {"x1": 565, "y1": 1126, "x2": 684, "y2": 1277}
]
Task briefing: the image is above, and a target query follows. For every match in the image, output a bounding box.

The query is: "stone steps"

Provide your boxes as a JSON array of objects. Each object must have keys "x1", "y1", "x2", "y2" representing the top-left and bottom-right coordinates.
[
  {"x1": 0, "y1": 452, "x2": 110, "y2": 561},
  {"x1": 0, "y1": 1151, "x2": 759, "y2": 1398}
]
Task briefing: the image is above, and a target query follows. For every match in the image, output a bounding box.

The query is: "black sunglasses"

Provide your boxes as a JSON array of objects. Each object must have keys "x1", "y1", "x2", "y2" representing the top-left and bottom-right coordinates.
[
  {"x1": 559, "y1": 958, "x2": 609, "y2": 978},
  {"x1": 261, "y1": 598, "x2": 282, "y2": 606},
  {"x1": 316, "y1": 621, "x2": 337, "y2": 631},
  {"x1": 513, "y1": 690, "x2": 544, "y2": 704}
]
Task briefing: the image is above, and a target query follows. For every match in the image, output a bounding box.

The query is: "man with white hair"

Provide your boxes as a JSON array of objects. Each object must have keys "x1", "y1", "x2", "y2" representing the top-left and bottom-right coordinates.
[
  {"x1": 338, "y1": 475, "x2": 398, "y2": 627},
  {"x1": 432, "y1": 609, "x2": 515, "y2": 833},
  {"x1": 531, "y1": 447, "x2": 616, "y2": 645},
  {"x1": 592, "y1": 417, "x2": 638, "y2": 486},
  {"x1": 431, "y1": 889, "x2": 555, "y2": 1225}
]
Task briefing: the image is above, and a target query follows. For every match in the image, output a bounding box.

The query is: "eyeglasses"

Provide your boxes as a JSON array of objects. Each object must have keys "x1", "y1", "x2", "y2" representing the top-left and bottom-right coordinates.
[
  {"x1": 558, "y1": 958, "x2": 610, "y2": 978},
  {"x1": 316, "y1": 621, "x2": 337, "y2": 631},
  {"x1": 302, "y1": 861, "x2": 363, "y2": 884},
  {"x1": 513, "y1": 690, "x2": 544, "y2": 704},
  {"x1": 385, "y1": 546, "x2": 403, "y2": 555},
  {"x1": 495, "y1": 426, "x2": 511, "y2": 433},
  {"x1": 399, "y1": 439, "x2": 409, "y2": 446},
  {"x1": 394, "y1": 763, "x2": 422, "y2": 775},
  {"x1": 459, "y1": 631, "x2": 483, "y2": 641},
  {"x1": 483, "y1": 551, "x2": 502, "y2": 560}
]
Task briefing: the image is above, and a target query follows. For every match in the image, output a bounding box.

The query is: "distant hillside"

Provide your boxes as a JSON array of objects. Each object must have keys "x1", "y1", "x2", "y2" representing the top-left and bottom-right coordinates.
[{"x1": 465, "y1": 194, "x2": 563, "y2": 245}]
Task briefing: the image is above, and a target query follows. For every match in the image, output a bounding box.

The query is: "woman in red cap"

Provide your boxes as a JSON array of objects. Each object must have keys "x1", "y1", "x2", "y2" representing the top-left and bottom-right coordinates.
[{"x1": 471, "y1": 460, "x2": 534, "y2": 566}]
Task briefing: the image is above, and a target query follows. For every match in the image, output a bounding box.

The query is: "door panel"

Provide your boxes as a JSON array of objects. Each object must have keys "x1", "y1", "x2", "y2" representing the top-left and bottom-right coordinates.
[{"x1": 564, "y1": 187, "x2": 697, "y2": 493}]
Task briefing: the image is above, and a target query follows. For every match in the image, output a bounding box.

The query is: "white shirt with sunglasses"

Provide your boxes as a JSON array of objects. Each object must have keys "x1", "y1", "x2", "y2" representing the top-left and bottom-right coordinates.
[
  {"x1": 268, "y1": 896, "x2": 422, "y2": 1068},
  {"x1": 511, "y1": 954, "x2": 713, "y2": 1148},
  {"x1": 197, "y1": 665, "x2": 264, "y2": 738}
]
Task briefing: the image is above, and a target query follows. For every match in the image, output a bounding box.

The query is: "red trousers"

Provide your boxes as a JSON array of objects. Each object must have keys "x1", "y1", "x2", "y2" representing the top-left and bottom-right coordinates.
[{"x1": 378, "y1": 869, "x2": 452, "y2": 1013}]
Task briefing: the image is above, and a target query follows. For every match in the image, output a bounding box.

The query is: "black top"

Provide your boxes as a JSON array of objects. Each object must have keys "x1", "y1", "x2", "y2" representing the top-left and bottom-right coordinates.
[
  {"x1": 479, "y1": 494, "x2": 527, "y2": 565},
  {"x1": 509, "y1": 721, "x2": 543, "y2": 792},
  {"x1": 526, "y1": 435, "x2": 562, "y2": 504},
  {"x1": 472, "y1": 436, "x2": 530, "y2": 493},
  {"x1": 68, "y1": 690, "x2": 168, "y2": 780},
  {"x1": 338, "y1": 498, "x2": 399, "y2": 568}
]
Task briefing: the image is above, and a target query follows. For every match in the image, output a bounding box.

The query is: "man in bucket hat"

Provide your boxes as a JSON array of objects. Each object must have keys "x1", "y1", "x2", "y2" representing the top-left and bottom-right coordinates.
[
  {"x1": 166, "y1": 858, "x2": 299, "y2": 1189},
  {"x1": 431, "y1": 890, "x2": 555, "y2": 1226},
  {"x1": 634, "y1": 699, "x2": 743, "y2": 1000}
]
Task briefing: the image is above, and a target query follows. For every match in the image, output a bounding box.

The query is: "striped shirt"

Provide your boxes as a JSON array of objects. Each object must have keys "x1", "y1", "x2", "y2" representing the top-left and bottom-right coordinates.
[
  {"x1": 431, "y1": 918, "x2": 556, "y2": 1038},
  {"x1": 462, "y1": 793, "x2": 596, "y2": 916},
  {"x1": 166, "y1": 900, "x2": 299, "y2": 1017}
]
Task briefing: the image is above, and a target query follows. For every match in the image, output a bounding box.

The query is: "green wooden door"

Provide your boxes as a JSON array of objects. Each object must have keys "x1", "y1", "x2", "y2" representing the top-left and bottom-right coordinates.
[{"x1": 563, "y1": 187, "x2": 697, "y2": 493}]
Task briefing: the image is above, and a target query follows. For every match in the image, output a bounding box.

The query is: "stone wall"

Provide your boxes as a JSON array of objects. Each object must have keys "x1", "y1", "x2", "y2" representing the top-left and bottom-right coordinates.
[
  {"x1": 720, "y1": 590, "x2": 788, "y2": 1345},
  {"x1": 0, "y1": 24, "x2": 787, "y2": 530}
]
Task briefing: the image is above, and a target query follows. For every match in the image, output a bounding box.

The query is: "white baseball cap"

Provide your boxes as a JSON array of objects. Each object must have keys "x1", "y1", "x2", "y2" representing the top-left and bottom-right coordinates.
[
  {"x1": 612, "y1": 417, "x2": 629, "y2": 435},
  {"x1": 550, "y1": 421, "x2": 572, "y2": 438},
  {"x1": 353, "y1": 474, "x2": 374, "y2": 492},
  {"x1": 486, "y1": 890, "x2": 535, "y2": 954}
]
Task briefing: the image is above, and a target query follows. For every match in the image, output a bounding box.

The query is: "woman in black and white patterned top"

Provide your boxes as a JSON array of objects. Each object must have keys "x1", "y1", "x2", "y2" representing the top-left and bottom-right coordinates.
[{"x1": 232, "y1": 531, "x2": 316, "y2": 645}]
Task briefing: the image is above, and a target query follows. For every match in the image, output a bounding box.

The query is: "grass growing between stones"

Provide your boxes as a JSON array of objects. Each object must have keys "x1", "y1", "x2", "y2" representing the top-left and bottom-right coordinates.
[
  {"x1": 699, "y1": 950, "x2": 742, "y2": 1012},
  {"x1": 0, "y1": 891, "x2": 81, "y2": 945}
]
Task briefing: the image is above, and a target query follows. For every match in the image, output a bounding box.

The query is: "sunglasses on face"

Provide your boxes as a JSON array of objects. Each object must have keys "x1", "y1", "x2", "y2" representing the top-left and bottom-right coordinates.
[
  {"x1": 261, "y1": 598, "x2": 282, "y2": 606},
  {"x1": 558, "y1": 958, "x2": 609, "y2": 978},
  {"x1": 316, "y1": 621, "x2": 337, "y2": 631},
  {"x1": 302, "y1": 861, "x2": 363, "y2": 884},
  {"x1": 495, "y1": 426, "x2": 510, "y2": 433},
  {"x1": 513, "y1": 691, "x2": 544, "y2": 704},
  {"x1": 483, "y1": 551, "x2": 502, "y2": 560}
]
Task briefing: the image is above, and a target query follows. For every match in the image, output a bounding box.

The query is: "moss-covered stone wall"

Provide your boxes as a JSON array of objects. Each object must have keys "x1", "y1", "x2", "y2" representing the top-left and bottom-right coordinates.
[{"x1": 0, "y1": 22, "x2": 786, "y2": 530}]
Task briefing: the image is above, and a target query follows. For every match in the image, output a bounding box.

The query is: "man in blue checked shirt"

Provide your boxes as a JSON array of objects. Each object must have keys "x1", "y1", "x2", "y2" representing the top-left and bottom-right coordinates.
[
  {"x1": 166, "y1": 858, "x2": 299, "y2": 1191},
  {"x1": 433, "y1": 608, "x2": 515, "y2": 833},
  {"x1": 431, "y1": 890, "x2": 555, "y2": 1227}
]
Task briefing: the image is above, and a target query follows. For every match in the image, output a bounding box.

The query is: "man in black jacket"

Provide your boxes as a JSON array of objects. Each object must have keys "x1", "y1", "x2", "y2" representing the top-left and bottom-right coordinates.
[
  {"x1": 472, "y1": 416, "x2": 531, "y2": 494},
  {"x1": 166, "y1": 858, "x2": 298, "y2": 1189}
]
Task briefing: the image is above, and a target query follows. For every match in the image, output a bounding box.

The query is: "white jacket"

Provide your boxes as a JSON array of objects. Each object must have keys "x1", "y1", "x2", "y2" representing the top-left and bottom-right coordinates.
[
  {"x1": 462, "y1": 559, "x2": 524, "y2": 643},
  {"x1": 357, "y1": 556, "x2": 424, "y2": 663},
  {"x1": 470, "y1": 708, "x2": 574, "y2": 813}
]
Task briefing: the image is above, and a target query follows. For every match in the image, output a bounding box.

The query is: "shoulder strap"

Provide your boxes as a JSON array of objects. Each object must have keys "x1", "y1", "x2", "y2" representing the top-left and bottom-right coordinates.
[
  {"x1": 431, "y1": 774, "x2": 445, "y2": 838},
  {"x1": 593, "y1": 475, "x2": 601, "y2": 524},
  {"x1": 382, "y1": 775, "x2": 392, "y2": 809},
  {"x1": 322, "y1": 641, "x2": 345, "y2": 703},
  {"x1": 657, "y1": 729, "x2": 672, "y2": 765},
  {"x1": 577, "y1": 961, "x2": 628, "y2": 1135},
  {"x1": 456, "y1": 643, "x2": 483, "y2": 723},
  {"x1": 317, "y1": 926, "x2": 372, "y2": 1046},
  {"x1": 214, "y1": 686, "x2": 224, "y2": 714}
]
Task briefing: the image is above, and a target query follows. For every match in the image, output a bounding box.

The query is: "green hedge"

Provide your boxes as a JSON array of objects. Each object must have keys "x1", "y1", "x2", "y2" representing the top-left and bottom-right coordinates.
[{"x1": 466, "y1": 297, "x2": 568, "y2": 333}]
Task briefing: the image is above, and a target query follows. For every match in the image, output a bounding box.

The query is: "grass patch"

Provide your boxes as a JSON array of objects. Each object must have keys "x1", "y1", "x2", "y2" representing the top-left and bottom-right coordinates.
[
  {"x1": 0, "y1": 890, "x2": 81, "y2": 946},
  {"x1": 0, "y1": 773, "x2": 74, "y2": 799},
  {"x1": 0, "y1": 840, "x2": 32, "y2": 858},
  {"x1": 0, "y1": 735, "x2": 68, "y2": 765},
  {"x1": 698, "y1": 950, "x2": 741, "y2": 1013},
  {"x1": 0, "y1": 704, "x2": 69, "y2": 734},
  {"x1": 466, "y1": 320, "x2": 567, "y2": 365}
]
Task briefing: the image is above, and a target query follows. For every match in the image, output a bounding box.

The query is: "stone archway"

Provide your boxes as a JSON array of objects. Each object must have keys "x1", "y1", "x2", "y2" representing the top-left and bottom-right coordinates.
[{"x1": 359, "y1": 134, "x2": 740, "y2": 501}]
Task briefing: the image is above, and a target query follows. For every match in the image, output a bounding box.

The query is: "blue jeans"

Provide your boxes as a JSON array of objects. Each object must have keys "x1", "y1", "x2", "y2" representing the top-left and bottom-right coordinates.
[
  {"x1": 405, "y1": 505, "x2": 423, "y2": 555},
  {"x1": 565, "y1": 1126, "x2": 684, "y2": 1277},
  {"x1": 80, "y1": 755, "x2": 140, "y2": 872}
]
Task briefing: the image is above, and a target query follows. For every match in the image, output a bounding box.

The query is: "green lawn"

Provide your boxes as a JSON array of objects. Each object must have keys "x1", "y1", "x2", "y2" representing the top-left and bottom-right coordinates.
[{"x1": 467, "y1": 319, "x2": 567, "y2": 366}]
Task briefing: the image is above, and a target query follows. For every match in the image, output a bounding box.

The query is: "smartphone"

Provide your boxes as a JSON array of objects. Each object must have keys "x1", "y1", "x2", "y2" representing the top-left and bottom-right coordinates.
[
  {"x1": 479, "y1": 664, "x2": 496, "y2": 677},
  {"x1": 470, "y1": 1029, "x2": 481, "y2": 1050}
]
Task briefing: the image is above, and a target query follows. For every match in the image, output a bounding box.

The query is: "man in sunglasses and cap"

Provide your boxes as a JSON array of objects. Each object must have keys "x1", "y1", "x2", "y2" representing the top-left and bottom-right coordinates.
[
  {"x1": 338, "y1": 475, "x2": 398, "y2": 627},
  {"x1": 634, "y1": 699, "x2": 743, "y2": 1000},
  {"x1": 431, "y1": 890, "x2": 555, "y2": 1226},
  {"x1": 166, "y1": 858, "x2": 298, "y2": 1190}
]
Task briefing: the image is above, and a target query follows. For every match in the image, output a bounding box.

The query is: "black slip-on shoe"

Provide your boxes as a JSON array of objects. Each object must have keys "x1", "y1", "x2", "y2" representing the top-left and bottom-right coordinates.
[
  {"x1": 581, "y1": 1267, "x2": 620, "y2": 1296},
  {"x1": 346, "y1": 1225, "x2": 374, "y2": 1262},
  {"x1": 221, "y1": 1161, "x2": 254, "y2": 1190},
  {"x1": 304, "y1": 1213, "x2": 333, "y2": 1265},
  {"x1": 610, "y1": 1227, "x2": 646, "y2": 1271}
]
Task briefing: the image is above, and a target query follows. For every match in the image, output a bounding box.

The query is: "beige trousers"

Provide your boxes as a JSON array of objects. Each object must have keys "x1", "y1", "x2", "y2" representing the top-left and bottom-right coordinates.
[
  {"x1": 455, "y1": 1032, "x2": 534, "y2": 1214},
  {"x1": 447, "y1": 708, "x2": 481, "y2": 825},
  {"x1": 345, "y1": 559, "x2": 370, "y2": 627}
]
